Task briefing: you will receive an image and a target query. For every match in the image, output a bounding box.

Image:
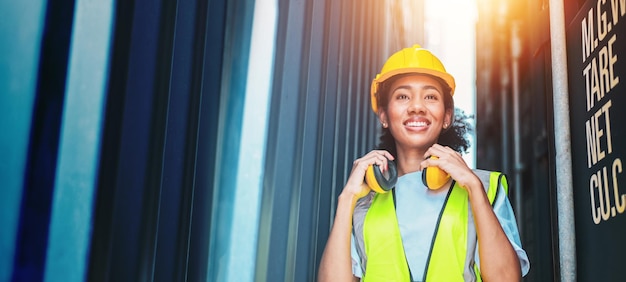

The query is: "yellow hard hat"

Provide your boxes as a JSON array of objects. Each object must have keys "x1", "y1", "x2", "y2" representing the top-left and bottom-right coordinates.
[{"x1": 370, "y1": 44, "x2": 456, "y2": 113}]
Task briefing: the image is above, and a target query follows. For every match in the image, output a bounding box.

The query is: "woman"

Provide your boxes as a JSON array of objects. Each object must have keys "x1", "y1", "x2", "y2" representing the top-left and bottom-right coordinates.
[{"x1": 318, "y1": 45, "x2": 530, "y2": 281}]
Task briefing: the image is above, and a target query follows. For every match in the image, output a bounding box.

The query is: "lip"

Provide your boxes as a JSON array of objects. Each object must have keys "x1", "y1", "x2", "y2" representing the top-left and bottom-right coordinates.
[{"x1": 403, "y1": 116, "x2": 431, "y2": 131}]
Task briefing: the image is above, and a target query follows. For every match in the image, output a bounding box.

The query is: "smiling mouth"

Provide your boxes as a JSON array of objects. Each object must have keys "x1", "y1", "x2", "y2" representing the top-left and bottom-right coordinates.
[{"x1": 404, "y1": 121, "x2": 429, "y2": 127}]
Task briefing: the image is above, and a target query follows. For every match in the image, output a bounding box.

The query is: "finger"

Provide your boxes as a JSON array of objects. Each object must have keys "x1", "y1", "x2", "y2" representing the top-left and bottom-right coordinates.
[
  {"x1": 423, "y1": 146, "x2": 444, "y2": 160},
  {"x1": 370, "y1": 154, "x2": 390, "y2": 172},
  {"x1": 377, "y1": 150, "x2": 395, "y2": 161},
  {"x1": 425, "y1": 145, "x2": 458, "y2": 160},
  {"x1": 422, "y1": 156, "x2": 438, "y2": 167},
  {"x1": 355, "y1": 153, "x2": 388, "y2": 172},
  {"x1": 422, "y1": 148, "x2": 454, "y2": 168},
  {"x1": 430, "y1": 143, "x2": 444, "y2": 150},
  {"x1": 365, "y1": 150, "x2": 393, "y2": 164},
  {"x1": 365, "y1": 150, "x2": 393, "y2": 170}
]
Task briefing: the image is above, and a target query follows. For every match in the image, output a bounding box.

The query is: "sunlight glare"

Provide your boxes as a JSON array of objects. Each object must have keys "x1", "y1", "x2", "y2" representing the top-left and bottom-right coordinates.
[{"x1": 425, "y1": 0, "x2": 477, "y2": 167}]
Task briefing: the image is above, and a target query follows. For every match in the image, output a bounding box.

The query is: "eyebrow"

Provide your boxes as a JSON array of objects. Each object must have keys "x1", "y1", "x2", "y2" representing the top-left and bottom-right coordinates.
[{"x1": 391, "y1": 84, "x2": 442, "y2": 94}]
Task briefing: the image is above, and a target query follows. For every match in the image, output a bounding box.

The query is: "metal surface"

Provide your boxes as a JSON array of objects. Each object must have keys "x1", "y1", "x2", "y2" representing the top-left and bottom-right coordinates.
[
  {"x1": 475, "y1": 0, "x2": 559, "y2": 281},
  {"x1": 256, "y1": 0, "x2": 417, "y2": 280},
  {"x1": 44, "y1": 0, "x2": 115, "y2": 280},
  {"x1": 0, "y1": 2, "x2": 47, "y2": 281},
  {"x1": 206, "y1": 0, "x2": 276, "y2": 280},
  {"x1": 549, "y1": 0, "x2": 577, "y2": 281},
  {"x1": 3, "y1": 0, "x2": 423, "y2": 281}
]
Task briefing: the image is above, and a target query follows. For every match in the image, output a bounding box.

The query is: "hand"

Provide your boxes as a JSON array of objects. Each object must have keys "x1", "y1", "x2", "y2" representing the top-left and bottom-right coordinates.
[
  {"x1": 420, "y1": 144, "x2": 481, "y2": 191},
  {"x1": 342, "y1": 150, "x2": 395, "y2": 199}
]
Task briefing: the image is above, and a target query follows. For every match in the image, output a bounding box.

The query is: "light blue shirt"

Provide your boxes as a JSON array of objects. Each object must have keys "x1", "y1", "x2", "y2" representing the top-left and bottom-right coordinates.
[{"x1": 351, "y1": 170, "x2": 530, "y2": 280}]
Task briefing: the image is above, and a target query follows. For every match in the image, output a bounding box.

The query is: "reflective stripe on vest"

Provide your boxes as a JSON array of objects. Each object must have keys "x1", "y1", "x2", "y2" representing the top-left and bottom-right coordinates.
[{"x1": 361, "y1": 171, "x2": 505, "y2": 281}]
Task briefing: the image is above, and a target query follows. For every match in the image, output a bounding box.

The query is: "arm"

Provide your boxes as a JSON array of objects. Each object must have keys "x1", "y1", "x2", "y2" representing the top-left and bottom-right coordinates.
[
  {"x1": 423, "y1": 144, "x2": 521, "y2": 281},
  {"x1": 465, "y1": 177, "x2": 522, "y2": 282},
  {"x1": 318, "y1": 150, "x2": 394, "y2": 282},
  {"x1": 318, "y1": 191, "x2": 361, "y2": 282}
]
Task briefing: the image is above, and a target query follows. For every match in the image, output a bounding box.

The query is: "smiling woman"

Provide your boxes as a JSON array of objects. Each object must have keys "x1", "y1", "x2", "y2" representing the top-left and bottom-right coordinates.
[
  {"x1": 371, "y1": 45, "x2": 471, "y2": 161},
  {"x1": 318, "y1": 45, "x2": 530, "y2": 282}
]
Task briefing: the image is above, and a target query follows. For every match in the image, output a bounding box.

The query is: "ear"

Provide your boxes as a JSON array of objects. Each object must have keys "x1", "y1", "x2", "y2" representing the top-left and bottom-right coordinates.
[
  {"x1": 444, "y1": 108, "x2": 453, "y2": 128},
  {"x1": 378, "y1": 109, "x2": 388, "y2": 128}
]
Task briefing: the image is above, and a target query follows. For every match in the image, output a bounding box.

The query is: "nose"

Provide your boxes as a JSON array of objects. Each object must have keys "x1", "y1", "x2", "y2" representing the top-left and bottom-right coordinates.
[{"x1": 407, "y1": 97, "x2": 426, "y2": 114}]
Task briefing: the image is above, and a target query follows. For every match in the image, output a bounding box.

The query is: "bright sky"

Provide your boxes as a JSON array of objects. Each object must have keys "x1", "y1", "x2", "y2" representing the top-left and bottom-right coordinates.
[{"x1": 425, "y1": 0, "x2": 478, "y2": 167}]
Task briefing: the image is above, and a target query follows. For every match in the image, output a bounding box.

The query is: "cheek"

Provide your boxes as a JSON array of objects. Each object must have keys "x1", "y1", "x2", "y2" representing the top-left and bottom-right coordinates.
[
  {"x1": 386, "y1": 106, "x2": 404, "y2": 122},
  {"x1": 430, "y1": 104, "x2": 447, "y2": 120}
]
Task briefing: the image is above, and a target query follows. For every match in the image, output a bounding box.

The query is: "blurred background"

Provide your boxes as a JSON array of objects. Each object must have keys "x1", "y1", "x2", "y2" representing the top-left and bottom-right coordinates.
[{"x1": 1, "y1": 0, "x2": 625, "y2": 281}]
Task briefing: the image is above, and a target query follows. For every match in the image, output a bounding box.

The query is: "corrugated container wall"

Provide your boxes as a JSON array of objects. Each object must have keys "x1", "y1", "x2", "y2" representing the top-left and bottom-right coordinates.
[
  {"x1": 476, "y1": 0, "x2": 626, "y2": 280},
  {"x1": 475, "y1": 0, "x2": 557, "y2": 281},
  {"x1": 258, "y1": 0, "x2": 423, "y2": 280},
  {"x1": 0, "y1": 0, "x2": 425, "y2": 281}
]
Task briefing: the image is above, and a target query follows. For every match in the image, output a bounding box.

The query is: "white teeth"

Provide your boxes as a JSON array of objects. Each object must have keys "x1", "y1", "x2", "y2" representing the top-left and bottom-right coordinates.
[{"x1": 405, "y1": 121, "x2": 427, "y2": 127}]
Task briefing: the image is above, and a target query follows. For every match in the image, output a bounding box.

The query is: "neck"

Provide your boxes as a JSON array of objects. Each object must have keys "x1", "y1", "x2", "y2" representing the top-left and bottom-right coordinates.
[{"x1": 395, "y1": 143, "x2": 430, "y2": 176}]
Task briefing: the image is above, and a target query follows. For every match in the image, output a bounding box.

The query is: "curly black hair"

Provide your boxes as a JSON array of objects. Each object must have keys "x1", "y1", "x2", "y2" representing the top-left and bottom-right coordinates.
[{"x1": 373, "y1": 74, "x2": 474, "y2": 156}]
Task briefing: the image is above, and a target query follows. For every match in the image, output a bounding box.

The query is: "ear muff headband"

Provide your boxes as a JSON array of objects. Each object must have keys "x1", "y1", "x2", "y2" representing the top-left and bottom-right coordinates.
[{"x1": 365, "y1": 160, "x2": 398, "y2": 193}]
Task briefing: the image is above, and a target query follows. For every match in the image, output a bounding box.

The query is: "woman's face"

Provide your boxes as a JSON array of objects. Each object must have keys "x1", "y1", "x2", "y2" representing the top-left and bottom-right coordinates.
[{"x1": 379, "y1": 74, "x2": 451, "y2": 151}]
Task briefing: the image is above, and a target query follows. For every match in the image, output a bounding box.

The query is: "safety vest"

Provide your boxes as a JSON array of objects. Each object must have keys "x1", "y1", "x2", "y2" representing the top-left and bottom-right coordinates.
[{"x1": 359, "y1": 170, "x2": 507, "y2": 282}]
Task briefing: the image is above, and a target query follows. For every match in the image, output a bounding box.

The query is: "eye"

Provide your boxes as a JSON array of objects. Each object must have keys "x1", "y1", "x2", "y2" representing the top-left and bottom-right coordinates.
[
  {"x1": 423, "y1": 86, "x2": 442, "y2": 101},
  {"x1": 396, "y1": 94, "x2": 410, "y2": 100},
  {"x1": 425, "y1": 93, "x2": 439, "y2": 100},
  {"x1": 391, "y1": 89, "x2": 411, "y2": 100}
]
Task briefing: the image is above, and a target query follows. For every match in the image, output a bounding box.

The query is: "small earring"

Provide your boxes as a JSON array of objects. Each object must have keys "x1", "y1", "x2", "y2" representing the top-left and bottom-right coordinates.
[
  {"x1": 382, "y1": 122, "x2": 387, "y2": 128},
  {"x1": 443, "y1": 123, "x2": 448, "y2": 129}
]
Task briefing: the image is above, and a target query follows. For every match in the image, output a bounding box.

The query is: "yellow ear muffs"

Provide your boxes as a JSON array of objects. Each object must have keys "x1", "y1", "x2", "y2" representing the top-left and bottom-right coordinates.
[
  {"x1": 422, "y1": 156, "x2": 451, "y2": 190},
  {"x1": 365, "y1": 160, "x2": 397, "y2": 193}
]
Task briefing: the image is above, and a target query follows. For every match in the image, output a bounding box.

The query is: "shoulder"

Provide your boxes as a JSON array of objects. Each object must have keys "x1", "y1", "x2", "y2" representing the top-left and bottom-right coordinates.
[
  {"x1": 472, "y1": 169, "x2": 498, "y2": 188},
  {"x1": 471, "y1": 169, "x2": 508, "y2": 203},
  {"x1": 355, "y1": 192, "x2": 375, "y2": 209},
  {"x1": 472, "y1": 169, "x2": 507, "y2": 185},
  {"x1": 353, "y1": 192, "x2": 375, "y2": 225}
]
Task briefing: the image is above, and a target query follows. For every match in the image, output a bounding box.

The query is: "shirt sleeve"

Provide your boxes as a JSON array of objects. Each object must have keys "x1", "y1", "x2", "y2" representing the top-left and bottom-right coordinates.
[
  {"x1": 351, "y1": 232, "x2": 363, "y2": 278},
  {"x1": 475, "y1": 183, "x2": 531, "y2": 277}
]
